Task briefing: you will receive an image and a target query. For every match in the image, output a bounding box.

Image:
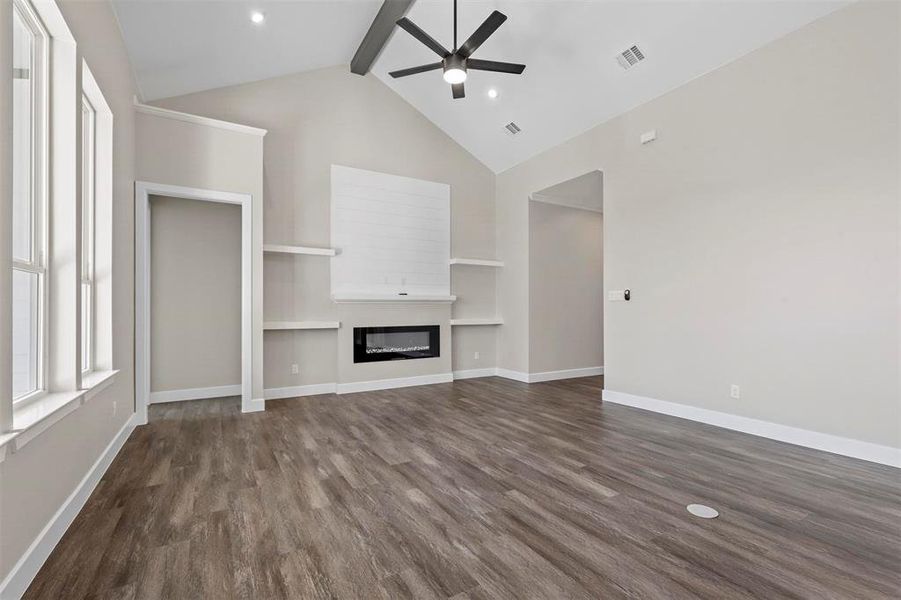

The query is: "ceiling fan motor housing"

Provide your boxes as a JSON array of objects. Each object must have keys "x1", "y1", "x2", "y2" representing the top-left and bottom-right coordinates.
[{"x1": 444, "y1": 54, "x2": 466, "y2": 73}]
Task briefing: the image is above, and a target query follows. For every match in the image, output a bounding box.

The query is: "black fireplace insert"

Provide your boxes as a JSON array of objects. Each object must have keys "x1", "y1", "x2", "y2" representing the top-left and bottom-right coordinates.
[{"x1": 353, "y1": 325, "x2": 440, "y2": 363}]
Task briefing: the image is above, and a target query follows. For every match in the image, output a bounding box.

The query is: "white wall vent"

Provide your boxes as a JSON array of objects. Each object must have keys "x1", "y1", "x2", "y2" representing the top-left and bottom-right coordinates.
[
  {"x1": 504, "y1": 122, "x2": 521, "y2": 135},
  {"x1": 616, "y1": 45, "x2": 646, "y2": 70}
]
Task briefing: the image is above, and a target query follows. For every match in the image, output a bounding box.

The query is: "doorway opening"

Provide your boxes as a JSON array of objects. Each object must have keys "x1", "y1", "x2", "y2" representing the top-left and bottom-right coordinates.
[
  {"x1": 529, "y1": 170, "x2": 604, "y2": 380},
  {"x1": 135, "y1": 182, "x2": 254, "y2": 423}
]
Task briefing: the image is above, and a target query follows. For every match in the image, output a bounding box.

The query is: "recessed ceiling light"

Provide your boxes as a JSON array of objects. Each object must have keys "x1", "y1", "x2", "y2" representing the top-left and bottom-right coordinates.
[
  {"x1": 487, "y1": 88, "x2": 498, "y2": 99},
  {"x1": 250, "y1": 11, "x2": 265, "y2": 24}
]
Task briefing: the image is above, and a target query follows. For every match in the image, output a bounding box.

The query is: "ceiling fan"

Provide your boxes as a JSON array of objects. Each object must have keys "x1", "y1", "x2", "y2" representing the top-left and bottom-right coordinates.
[{"x1": 389, "y1": 0, "x2": 525, "y2": 99}]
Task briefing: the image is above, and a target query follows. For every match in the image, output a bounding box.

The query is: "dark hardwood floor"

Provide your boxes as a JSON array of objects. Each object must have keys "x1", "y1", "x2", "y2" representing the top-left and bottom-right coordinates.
[{"x1": 25, "y1": 376, "x2": 901, "y2": 599}]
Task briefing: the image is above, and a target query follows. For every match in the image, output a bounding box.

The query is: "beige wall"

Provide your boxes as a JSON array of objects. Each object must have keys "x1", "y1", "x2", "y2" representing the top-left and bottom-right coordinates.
[
  {"x1": 529, "y1": 201, "x2": 603, "y2": 374},
  {"x1": 0, "y1": 0, "x2": 138, "y2": 585},
  {"x1": 153, "y1": 66, "x2": 497, "y2": 387},
  {"x1": 150, "y1": 195, "x2": 241, "y2": 392},
  {"x1": 135, "y1": 110, "x2": 265, "y2": 403},
  {"x1": 497, "y1": 1, "x2": 900, "y2": 448}
]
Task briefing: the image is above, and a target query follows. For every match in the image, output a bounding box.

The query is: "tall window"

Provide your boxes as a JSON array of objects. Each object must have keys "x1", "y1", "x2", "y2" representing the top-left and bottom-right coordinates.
[
  {"x1": 81, "y1": 96, "x2": 96, "y2": 374},
  {"x1": 12, "y1": 0, "x2": 48, "y2": 402}
]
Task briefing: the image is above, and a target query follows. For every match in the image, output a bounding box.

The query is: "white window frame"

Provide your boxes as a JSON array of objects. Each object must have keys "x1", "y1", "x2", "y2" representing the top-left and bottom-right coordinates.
[
  {"x1": 80, "y1": 94, "x2": 96, "y2": 375},
  {"x1": 12, "y1": 0, "x2": 50, "y2": 405}
]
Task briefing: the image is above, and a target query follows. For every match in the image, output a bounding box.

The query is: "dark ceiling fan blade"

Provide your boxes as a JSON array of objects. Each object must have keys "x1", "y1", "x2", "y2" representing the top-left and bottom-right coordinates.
[
  {"x1": 458, "y1": 10, "x2": 506, "y2": 58},
  {"x1": 396, "y1": 17, "x2": 450, "y2": 57},
  {"x1": 389, "y1": 62, "x2": 443, "y2": 78},
  {"x1": 467, "y1": 58, "x2": 526, "y2": 75},
  {"x1": 452, "y1": 82, "x2": 465, "y2": 99}
]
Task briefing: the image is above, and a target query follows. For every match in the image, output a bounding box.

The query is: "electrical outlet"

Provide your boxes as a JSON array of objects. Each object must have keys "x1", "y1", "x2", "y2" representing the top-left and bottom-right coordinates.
[
  {"x1": 291, "y1": 363, "x2": 299, "y2": 375},
  {"x1": 730, "y1": 384, "x2": 740, "y2": 399},
  {"x1": 474, "y1": 351, "x2": 480, "y2": 360}
]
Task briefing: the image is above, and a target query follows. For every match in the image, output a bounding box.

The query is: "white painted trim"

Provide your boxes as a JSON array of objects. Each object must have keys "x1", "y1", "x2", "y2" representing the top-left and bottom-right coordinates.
[
  {"x1": 602, "y1": 390, "x2": 901, "y2": 468},
  {"x1": 459, "y1": 367, "x2": 604, "y2": 384},
  {"x1": 0, "y1": 371, "x2": 120, "y2": 459},
  {"x1": 453, "y1": 368, "x2": 498, "y2": 380},
  {"x1": 336, "y1": 373, "x2": 453, "y2": 394},
  {"x1": 264, "y1": 383, "x2": 338, "y2": 399},
  {"x1": 135, "y1": 181, "x2": 254, "y2": 421},
  {"x1": 449, "y1": 258, "x2": 504, "y2": 267},
  {"x1": 450, "y1": 318, "x2": 503, "y2": 326},
  {"x1": 529, "y1": 192, "x2": 603, "y2": 214},
  {"x1": 0, "y1": 413, "x2": 139, "y2": 600},
  {"x1": 263, "y1": 321, "x2": 340, "y2": 330},
  {"x1": 528, "y1": 366, "x2": 604, "y2": 383},
  {"x1": 263, "y1": 244, "x2": 336, "y2": 257},
  {"x1": 495, "y1": 368, "x2": 531, "y2": 383},
  {"x1": 134, "y1": 102, "x2": 267, "y2": 137},
  {"x1": 246, "y1": 398, "x2": 266, "y2": 413},
  {"x1": 148, "y1": 384, "x2": 242, "y2": 404},
  {"x1": 331, "y1": 293, "x2": 456, "y2": 304}
]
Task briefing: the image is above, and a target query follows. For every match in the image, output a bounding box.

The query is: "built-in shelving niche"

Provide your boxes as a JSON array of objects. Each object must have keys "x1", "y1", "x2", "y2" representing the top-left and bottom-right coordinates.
[{"x1": 263, "y1": 244, "x2": 337, "y2": 257}]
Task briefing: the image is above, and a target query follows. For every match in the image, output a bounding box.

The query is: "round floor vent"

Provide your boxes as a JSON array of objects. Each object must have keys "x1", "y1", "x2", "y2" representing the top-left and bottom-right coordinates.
[{"x1": 686, "y1": 504, "x2": 719, "y2": 519}]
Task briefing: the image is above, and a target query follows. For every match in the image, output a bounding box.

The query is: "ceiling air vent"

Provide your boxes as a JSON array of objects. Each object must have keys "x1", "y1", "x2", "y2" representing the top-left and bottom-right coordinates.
[
  {"x1": 616, "y1": 45, "x2": 646, "y2": 70},
  {"x1": 504, "y1": 122, "x2": 521, "y2": 136}
]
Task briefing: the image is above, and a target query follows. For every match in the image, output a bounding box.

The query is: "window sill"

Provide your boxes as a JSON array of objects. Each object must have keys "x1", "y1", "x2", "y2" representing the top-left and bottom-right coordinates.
[{"x1": 0, "y1": 369, "x2": 120, "y2": 461}]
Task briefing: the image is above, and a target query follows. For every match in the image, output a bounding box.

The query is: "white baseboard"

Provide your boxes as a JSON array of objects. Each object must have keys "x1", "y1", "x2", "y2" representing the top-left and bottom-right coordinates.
[
  {"x1": 492, "y1": 367, "x2": 604, "y2": 384},
  {"x1": 336, "y1": 372, "x2": 453, "y2": 394},
  {"x1": 148, "y1": 384, "x2": 241, "y2": 404},
  {"x1": 495, "y1": 368, "x2": 530, "y2": 383},
  {"x1": 453, "y1": 368, "x2": 498, "y2": 380},
  {"x1": 602, "y1": 389, "x2": 901, "y2": 468},
  {"x1": 0, "y1": 413, "x2": 139, "y2": 600},
  {"x1": 264, "y1": 383, "x2": 338, "y2": 399},
  {"x1": 243, "y1": 398, "x2": 266, "y2": 413},
  {"x1": 528, "y1": 366, "x2": 604, "y2": 383}
]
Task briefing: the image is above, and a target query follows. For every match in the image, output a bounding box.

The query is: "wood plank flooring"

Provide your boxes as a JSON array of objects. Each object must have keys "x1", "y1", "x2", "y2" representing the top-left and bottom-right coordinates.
[{"x1": 24, "y1": 376, "x2": 901, "y2": 599}]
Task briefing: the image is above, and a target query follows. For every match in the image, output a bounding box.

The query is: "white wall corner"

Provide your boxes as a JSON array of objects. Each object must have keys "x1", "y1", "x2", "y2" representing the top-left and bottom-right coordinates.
[{"x1": 602, "y1": 389, "x2": 901, "y2": 468}]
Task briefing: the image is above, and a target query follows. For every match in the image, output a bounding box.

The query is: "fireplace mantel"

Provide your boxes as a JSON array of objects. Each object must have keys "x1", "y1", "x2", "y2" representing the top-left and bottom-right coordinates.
[{"x1": 331, "y1": 293, "x2": 457, "y2": 304}]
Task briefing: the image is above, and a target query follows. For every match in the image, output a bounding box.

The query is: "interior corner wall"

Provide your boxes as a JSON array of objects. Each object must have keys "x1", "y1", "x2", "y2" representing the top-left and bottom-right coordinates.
[
  {"x1": 151, "y1": 66, "x2": 497, "y2": 388},
  {"x1": 150, "y1": 195, "x2": 241, "y2": 393},
  {"x1": 0, "y1": 0, "x2": 138, "y2": 587},
  {"x1": 135, "y1": 111, "x2": 265, "y2": 402},
  {"x1": 528, "y1": 201, "x2": 603, "y2": 374},
  {"x1": 497, "y1": 1, "x2": 900, "y2": 448}
]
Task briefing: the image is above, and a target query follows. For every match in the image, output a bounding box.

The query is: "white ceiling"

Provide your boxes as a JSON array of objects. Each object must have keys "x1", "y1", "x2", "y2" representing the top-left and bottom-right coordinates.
[
  {"x1": 113, "y1": 0, "x2": 848, "y2": 173},
  {"x1": 113, "y1": 0, "x2": 383, "y2": 100}
]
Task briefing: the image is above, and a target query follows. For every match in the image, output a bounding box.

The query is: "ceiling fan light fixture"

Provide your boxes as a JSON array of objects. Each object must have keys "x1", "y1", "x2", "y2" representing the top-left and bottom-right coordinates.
[
  {"x1": 443, "y1": 54, "x2": 467, "y2": 84},
  {"x1": 443, "y1": 67, "x2": 467, "y2": 84}
]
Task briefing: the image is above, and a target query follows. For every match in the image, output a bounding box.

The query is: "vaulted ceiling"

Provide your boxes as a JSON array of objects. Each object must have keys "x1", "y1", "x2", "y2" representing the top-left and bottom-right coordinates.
[{"x1": 113, "y1": 0, "x2": 848, "y2": 172}]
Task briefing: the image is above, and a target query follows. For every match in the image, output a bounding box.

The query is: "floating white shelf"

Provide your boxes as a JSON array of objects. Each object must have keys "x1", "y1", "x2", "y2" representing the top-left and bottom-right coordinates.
[
  {"x1": 263, "y1": 321, "x2": 340, "y2": 330},
  {"x1": 450, "y1": 318, "x2": 504, "y2": 326},
  {"x1": 331, "y1": 293, "x2": 456, "y2": 304},
  {"x1": 263, "y1": 244, "x2": 337, "y2": 257},
  {"x1": 449, "y1": 258, "x2": 504, "y2": 267}
]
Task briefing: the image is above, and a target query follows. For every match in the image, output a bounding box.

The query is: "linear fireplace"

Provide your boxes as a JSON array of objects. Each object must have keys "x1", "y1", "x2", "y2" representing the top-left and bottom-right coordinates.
[{"x1": 354, "y1": 325, "x2": 440, "y2": 363}]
